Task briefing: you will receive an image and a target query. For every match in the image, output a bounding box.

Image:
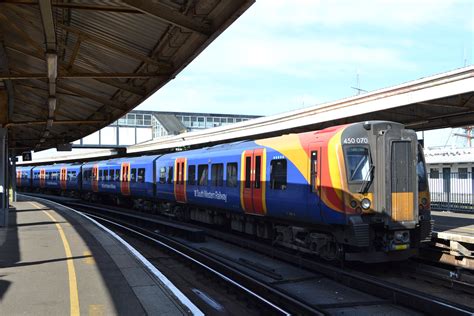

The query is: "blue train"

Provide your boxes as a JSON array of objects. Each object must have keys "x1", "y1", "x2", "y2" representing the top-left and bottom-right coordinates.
[{"x1": 17, "y1": 121, "x2": 433, "y2": 262}]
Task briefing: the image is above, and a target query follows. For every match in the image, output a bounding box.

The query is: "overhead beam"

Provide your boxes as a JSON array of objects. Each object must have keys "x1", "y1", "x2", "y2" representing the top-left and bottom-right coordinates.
[
  {"x1": 0, "y1": 40, "x2": 14, "y2": 120},
  {"x1": 66, "y1": 34, "x2": 82, "y2": 69},
  {"x1": 57, "y1": 82, "x2": 129, "y2": 111},
  {"x1": 58, "y1": 23, "x2": 173, "y2": 70},
  {"x1": 0, "y1": 72, "x2": 169, "y2": 79},
  {"x1": 1, "y1": 1, "x2": 142, "y2": 13},
  {"x1": 38, "y1": 0, "x2": 58, "y2": 149},
  {"x1": 121, "y1": 0, "x2": 212, "y2": 36},
  {"x1": 6, "y1": 44, "x2": 149, "y2": 96},
  {"x1": 418, "y1": 101, "x2": 468, "y2": 110},
  {"x1": 6, "y1": 119, "x2": 106, "y2": 128}
]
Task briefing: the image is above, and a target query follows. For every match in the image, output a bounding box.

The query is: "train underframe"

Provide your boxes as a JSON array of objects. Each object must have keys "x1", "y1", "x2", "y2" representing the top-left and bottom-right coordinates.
[{"x1": 26, "y1": 187, "x2": 432, "y2": 263}]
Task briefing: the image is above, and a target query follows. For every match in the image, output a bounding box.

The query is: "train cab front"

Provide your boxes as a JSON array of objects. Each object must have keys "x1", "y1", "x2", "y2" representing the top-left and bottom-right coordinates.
[{"x1": 342, "y1": 121, "x2": 431, "y2": 262}]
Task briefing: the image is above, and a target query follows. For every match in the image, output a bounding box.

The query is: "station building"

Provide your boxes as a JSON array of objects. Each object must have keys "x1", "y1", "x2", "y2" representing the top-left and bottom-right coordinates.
[
  {"x1": 425, "y1": 147, "x2": 474, "y2": 211},
  {"x1": 74, "y1": 110, "x2": 261, "y2": 147}
]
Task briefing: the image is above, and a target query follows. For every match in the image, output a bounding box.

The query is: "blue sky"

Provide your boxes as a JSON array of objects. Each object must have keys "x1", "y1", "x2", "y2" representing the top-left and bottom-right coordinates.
[{"x1": 137, "y1": 0, "x2": 473, "y2": 147}]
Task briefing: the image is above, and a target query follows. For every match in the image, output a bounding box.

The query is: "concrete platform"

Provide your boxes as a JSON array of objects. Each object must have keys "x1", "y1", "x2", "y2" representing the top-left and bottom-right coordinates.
[
  {"x1": 0, "y1": 197, "x2": 200, "y2": 315},
  {"x1": 432, "y1": 210, "x2": 474, "y2": 238},
  {"x1": 423, "y1": 211, "x2": 474, "y2": 268}
]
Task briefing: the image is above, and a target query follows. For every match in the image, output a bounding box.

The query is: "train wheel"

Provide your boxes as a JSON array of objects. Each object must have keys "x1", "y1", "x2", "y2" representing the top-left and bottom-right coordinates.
[{"x1": 320, "y1": 241, "x2": 344, "y2": 261}]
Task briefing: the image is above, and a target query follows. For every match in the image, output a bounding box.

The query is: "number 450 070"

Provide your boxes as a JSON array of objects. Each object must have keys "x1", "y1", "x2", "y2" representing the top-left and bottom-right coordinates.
[{"x1": 343, "y1": 137, "x2": 368, "y2": 144}]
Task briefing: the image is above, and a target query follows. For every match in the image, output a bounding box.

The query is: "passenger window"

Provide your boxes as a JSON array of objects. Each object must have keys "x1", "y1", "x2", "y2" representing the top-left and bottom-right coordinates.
[
  {"x1": 159, "y1": 167, "x2": 167, "y2": 184},
  {"x1": 130, "y1": 168, "x2": 137, "y2": 182},
  {"x1": 138, "y1": 168, "x2": 145, "y2": 183},
  {"x1": 270, "y1": 159, "x2": 287, "y2": 190},
  {"x1": 109, "y1": 169, "x2": 115, "y2": 181},
  {"x1": 198, "y1": 164, "x2": 208, "y2": 186},
  {"x1": 211, "y1": 163, "x2": 224, "y2": 187},
  {"x1": 114, "y1": 169, "x2": 120, "y2": 181},
  {"x1": 255, "y1": 156, "x2": 261, "y2": 189},
  {"x1": 188, "y1": 165, "x2": 196, "y2": 185},
  {"x1": 245, "y1": 157, "x2": 251, "y2": 188},
  {"x1": 167, "y1": 166, "x2": 173, "y2": 184},
  {"x1": 99, "y1": 170, "x2": 103, "y2": 181},
  {"x1": 310, "y1": 151, "x2": 318, "y2": 192},
  {"x1": 226, "y1": 163, "x2": 238, "y2": 187},
  {"x1": 104, "y1": 170, "x2": 109, "y2": 181}
]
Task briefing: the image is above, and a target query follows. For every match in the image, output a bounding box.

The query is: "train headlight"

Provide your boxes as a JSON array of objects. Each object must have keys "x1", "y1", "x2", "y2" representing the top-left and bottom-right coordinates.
[
  {"x1": 394, "y1": 230, "x2": 410, "y2": 244},
  {"x1": 421, "y1": 198, "x2": 428, "y2": 206},
  {"x1": 361, "y1": 198, "x2": 371, "y2": 210}
]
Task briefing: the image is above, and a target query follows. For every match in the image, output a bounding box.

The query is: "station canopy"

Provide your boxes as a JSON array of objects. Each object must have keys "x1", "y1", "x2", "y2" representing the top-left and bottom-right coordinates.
[{"x1": 0, "y1": 0, "x2": 253, "y2": 151}]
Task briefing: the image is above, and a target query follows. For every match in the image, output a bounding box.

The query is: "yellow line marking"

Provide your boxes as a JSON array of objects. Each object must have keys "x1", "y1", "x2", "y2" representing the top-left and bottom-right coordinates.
[{"x1": 30, "y1": 202, "x2": 80, "y2": 316}]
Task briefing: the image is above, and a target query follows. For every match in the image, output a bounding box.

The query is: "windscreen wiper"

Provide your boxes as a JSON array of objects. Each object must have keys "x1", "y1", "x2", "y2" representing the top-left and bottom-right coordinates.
[{"x1": 359, "y1": 164, "x2": 374, "y2": 194}]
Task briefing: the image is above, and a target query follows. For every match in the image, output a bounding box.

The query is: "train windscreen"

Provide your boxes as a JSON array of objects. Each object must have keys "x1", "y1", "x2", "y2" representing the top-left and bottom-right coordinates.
[{"x1": 346, "y1": 147, "x2": 371, "y2": 182}]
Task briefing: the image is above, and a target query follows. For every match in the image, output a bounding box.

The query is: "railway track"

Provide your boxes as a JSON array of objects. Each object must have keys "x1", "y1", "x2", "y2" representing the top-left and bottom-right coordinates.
[{"x1": 25, "y1": 194, "x2": 474, "y2": 315}]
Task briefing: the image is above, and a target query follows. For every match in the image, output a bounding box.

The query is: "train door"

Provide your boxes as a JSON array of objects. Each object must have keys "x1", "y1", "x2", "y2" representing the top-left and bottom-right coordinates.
[
  {"x1": 241, "y1": 148, "x2": 266, "y2": 215},
  {"x1": 60, "y1": 167, "x2": 67, "y2": 190},
  {"x1": 39, "y1": 168, "x2": 46, "y2": 188},
  {"x1": 92, "y1": 164, "x2": 99, "y2": 192},
  {"x1": 120, "y1": 162, "x2": 131, "y2": 196},
  {"x1": 174, "y1": 158, "x2": 187, "y2": 203},
  {"x1": 308, "y1": 144, "x2": 322, "y2": 220}
]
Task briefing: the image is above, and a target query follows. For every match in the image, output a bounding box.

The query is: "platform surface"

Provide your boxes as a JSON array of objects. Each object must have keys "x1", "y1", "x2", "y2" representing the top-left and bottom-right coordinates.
[
  {"x1": 0, "y1": 198, "x2": 193, "y2": 315},
  {"x1": 432, "y1": 210, "x2": 474, "y2": 241}
]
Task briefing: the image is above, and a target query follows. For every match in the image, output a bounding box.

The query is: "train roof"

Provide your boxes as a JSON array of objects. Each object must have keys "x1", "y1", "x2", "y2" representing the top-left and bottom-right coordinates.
[{"x1": 82, "y1": 155, "x2": 161, "y2": 167}]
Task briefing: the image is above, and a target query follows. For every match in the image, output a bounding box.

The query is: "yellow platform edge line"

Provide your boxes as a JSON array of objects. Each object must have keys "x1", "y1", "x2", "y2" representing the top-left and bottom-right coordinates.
[{"x1": 30, "y1": 202, "x2": 80, "y2": 316}]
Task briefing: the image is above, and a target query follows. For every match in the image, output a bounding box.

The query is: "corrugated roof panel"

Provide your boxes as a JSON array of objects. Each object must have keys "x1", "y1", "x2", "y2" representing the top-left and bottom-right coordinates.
[{"x1": 0, "y1": 0, "x2": 255, "y2": 150}]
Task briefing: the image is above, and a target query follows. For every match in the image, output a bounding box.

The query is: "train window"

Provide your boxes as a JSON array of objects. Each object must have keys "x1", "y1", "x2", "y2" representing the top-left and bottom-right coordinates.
[
  {"x1": 138, "y1": 168, "x2": 145, "y2": 183},
  {"x1": 255, "y1": 156, "x2": 261, "y2": 189},
  {"x1": 109, "y1": 169, "x2": 115, "y2": 181},
  {"x1": 71, "y1": 171, "x2": 77, "y2": 180},
  {"x1": 179, "y1": 162, "x2": 185, "y2": 185},
  {"x1": 104, "y1": 170, "x2": 109, "y2": 181},
  {"x1": 159, "y1": 167, "x2": 167, "y2": 184},
  {"x1": 188, "y1": 165, "x2": 196, "y2": 185},
  {"x1": 167, "y1": 166, "x2": 173, "y2": 184},
  {"x1": 245, "y1": 157, "x2": 251, "y2": 188},
  {"x1": 211, "y1": 163, "x2": 224, "y2": 187},
  {"x1": 429, "y1": 168, "x2": 439, "y2": 179},
  {"x1": 270, "y1": 159, "x2": 287, "y2": 190},
  {"x1": 226, "y1": 163, "x2": 238, "y2": 187},
  {"x1": 345, "y1": 147, "x2": 371, "y2": 182},
  {"x1": 416, "y1": 145, "x2": 428, "y2": 191},
  {"x1": 310, "y1": 151, "x2": 318, "y2": 192},
  {"x1": 198, "y1": 164, "x2": 208, "y2": 186},
  {"x1": 99, "y1": 170, "x2": 103, "y2": 181},
  {"x1": 130, "y1": 168, "x2": 137, "y2": 182},
  {"x1": 115, "y1": 169, "x2": 120, "y2": 181}
]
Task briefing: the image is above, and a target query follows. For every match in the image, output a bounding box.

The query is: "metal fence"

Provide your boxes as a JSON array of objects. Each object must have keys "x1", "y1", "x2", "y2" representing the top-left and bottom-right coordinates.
[{"x1": 428, "y1": 172, "x2": 474, "y2": 212}]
